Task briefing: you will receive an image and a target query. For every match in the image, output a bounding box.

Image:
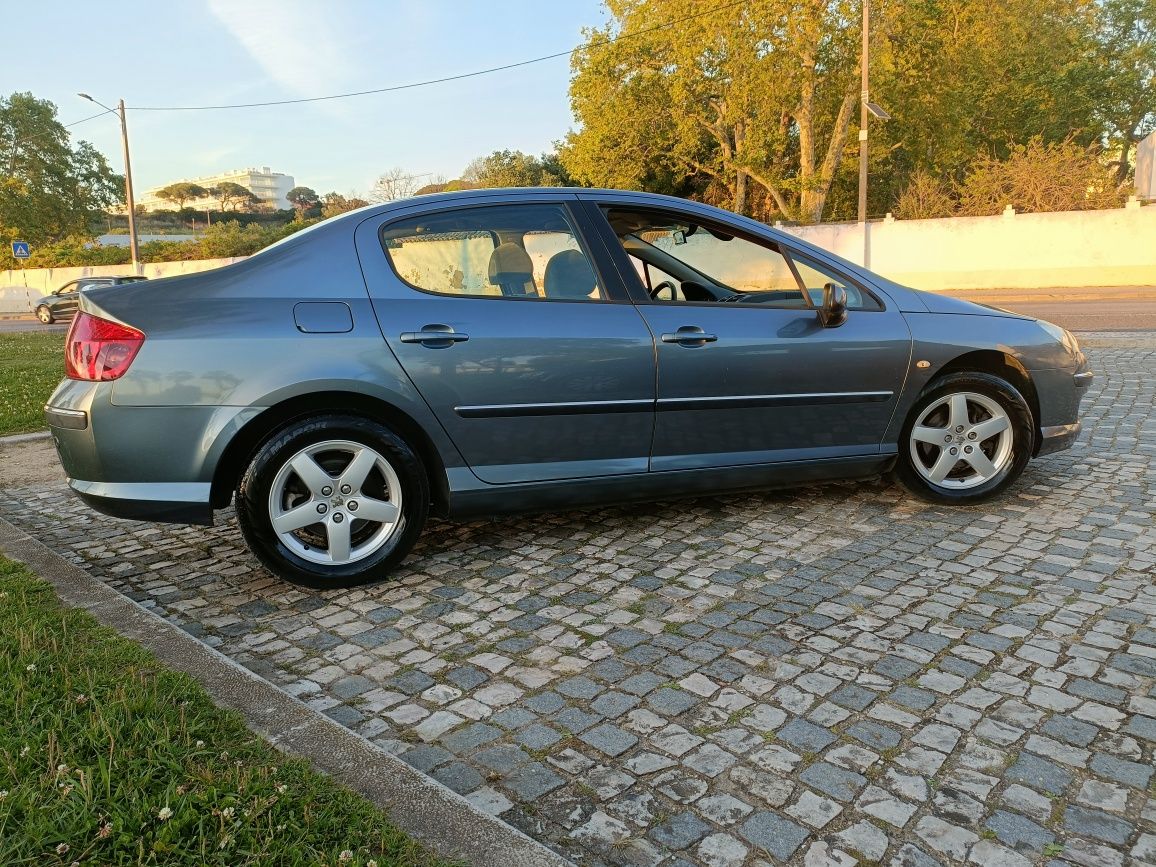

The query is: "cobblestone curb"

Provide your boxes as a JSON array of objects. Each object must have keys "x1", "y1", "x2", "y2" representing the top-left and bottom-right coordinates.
[{"x1": 0, "y1": 516, "x2": 574, "y2": 867}]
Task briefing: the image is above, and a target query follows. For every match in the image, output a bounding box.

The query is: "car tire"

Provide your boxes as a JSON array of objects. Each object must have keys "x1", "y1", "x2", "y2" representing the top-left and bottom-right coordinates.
[
  {"x1": 894, "y1": 372, "x2": 1034, "y2": 504},
  {"x1": 236, "y1": 415, "x2": 429, "y2": 588},
  {"x1": 36, "y1": 306, "x2": 54, "y2": 324}
]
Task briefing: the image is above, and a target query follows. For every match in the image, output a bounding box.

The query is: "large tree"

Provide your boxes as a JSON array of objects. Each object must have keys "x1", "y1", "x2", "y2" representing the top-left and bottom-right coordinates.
[
  {"x1": 462, "y1": 150, "x2": 568, "y2": 188},
  {"x1": 155, "y1": 182, "x2": 209, "y2": 210},
  {"x1": 210, "y1": 181, "x2": 260, "y2": 212},
  {"x1": 1094, "y1": 0, "x2": 1156, "y2": 184},
  {"x1": 286, "y1": 186, "x2": 320, "y2": 220},
  {"x1": 563, "y1": 0, "x2": 861, "y2": 222},
  {"x1": 0, "y1": 92, "x2": 123, "y2": 245}
]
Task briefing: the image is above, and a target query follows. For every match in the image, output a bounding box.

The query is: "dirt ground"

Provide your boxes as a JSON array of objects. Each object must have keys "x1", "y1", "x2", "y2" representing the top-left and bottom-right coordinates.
[{"x1": 0, "y1": 437, "x2": 66, "y2": 487}]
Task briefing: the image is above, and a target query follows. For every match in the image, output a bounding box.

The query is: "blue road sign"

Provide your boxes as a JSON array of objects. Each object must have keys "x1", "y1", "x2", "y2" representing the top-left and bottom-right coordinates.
[{"x1": 11, "y1": 241, "x2": 30, "y2": 259}]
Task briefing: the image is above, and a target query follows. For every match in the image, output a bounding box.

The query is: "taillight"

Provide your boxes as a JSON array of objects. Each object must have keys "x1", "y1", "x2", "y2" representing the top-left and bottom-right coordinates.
[{"x1": 65, "y1": 312, "x2": 145, "y2": 381}]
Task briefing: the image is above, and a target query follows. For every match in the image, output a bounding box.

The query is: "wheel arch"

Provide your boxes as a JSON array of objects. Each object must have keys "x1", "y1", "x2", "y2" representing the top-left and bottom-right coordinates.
[
  {"x1": 210, "y1": 391, "x2": 450, "y2": 515},
  {"x1": 932, "y1": 350, "x2": 1041, "y2": 452}
]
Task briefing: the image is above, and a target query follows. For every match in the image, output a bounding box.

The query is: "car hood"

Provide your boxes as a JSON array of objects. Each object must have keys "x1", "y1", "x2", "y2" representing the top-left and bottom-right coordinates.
[{"x1": 915, "y1": 291, "x2": 1031, "y2": 319}]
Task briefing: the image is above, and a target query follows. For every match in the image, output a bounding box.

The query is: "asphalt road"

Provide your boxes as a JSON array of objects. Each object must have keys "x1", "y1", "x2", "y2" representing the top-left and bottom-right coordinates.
[
  {"x1": 0, "y1": 319, "x2": 66, "y2": 334},
  {"x1": 983, "y1": 299, "x2": 1156, "y2": 332}
]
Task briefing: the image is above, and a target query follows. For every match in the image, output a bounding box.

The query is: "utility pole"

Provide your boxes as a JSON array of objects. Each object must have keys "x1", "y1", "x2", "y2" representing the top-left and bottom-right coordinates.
[
  {"x1": 857, "y1": 0, "x2": 870, "y2": 224},
  {"x1": 118, "y1": 100, "x2": 140, "y2": 273},
  {"x1": 78, "y1": 93, "x2": 140, "y2": 274}
]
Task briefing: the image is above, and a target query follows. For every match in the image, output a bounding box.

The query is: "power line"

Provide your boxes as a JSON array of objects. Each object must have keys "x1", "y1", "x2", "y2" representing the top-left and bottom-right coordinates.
[
  {"x1": 128, "y1": 0, "x2": 747, "y2": 112},
  {"x1": 65, "y1": 108, "x2": 116, "y2": 128}
]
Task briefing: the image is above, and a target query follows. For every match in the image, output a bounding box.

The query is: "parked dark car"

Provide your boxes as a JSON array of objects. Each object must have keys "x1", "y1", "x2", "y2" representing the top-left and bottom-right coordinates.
[
  {"x1": 34, "y1": 275, "x2": 147, "y2": 323},
  {"x1": 45, "y1": 188, "x2": 1092, "y2": 587}
]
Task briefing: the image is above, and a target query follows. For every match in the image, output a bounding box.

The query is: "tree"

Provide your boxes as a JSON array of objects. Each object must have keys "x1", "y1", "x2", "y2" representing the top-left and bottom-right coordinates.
[
  {"x1": 321, "y1": 191, "x2": 371, "y2": 218},
  {"x1": 462, "y1": 150, "x2": 567, "y2": 188},
  {"x1": 0, "y1": 92, "x2": 124, "y2": 245},
  {"x1": 370, "y1": 168, "x2": 421, "y2": 202},
  {"x1": 210, "y1": 181, "x2": 260, "y2": 212},
  {"x1": 155, "y1": 182, "x2": 209, "y2": 210},
  {"x1": 564, "y1": 0, "x2": 861, "y2": 222},
  {"x1": 1094, "y1": 0, "x2": 1156, "y2": 184},
  {"x1": 286, "y1": 186, "x2": 320, "y2": 220}
]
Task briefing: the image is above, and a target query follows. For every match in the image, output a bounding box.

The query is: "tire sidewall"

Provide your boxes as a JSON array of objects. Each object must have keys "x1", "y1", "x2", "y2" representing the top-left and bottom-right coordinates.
[
  {"x1": 896, "y1": 372, "x2": 1034, "y2": 504},
  {"x1": 237, "y1": 415, "x2": 429, "y2": 588},
  {"x1": 37, "y1": 306, "x2": 53, "y2": 324}
]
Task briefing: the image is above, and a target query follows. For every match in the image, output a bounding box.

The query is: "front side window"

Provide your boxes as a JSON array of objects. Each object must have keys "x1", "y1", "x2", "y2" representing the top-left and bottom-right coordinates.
[
  {"x1": 381, "y1": 204, "x2": 605, "y2": 301},
  {"x1": 606, "y1": 207, "x2": 879, "y2": 310}
]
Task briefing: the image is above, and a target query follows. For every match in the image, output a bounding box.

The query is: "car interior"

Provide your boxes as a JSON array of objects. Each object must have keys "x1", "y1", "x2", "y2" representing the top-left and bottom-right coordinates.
[
  {"x1": 382, "y1": 205, "x2": 604, "y2": 301},
  {"x1": 604, "y1": 207, "x2": 879, "y2": 310}
]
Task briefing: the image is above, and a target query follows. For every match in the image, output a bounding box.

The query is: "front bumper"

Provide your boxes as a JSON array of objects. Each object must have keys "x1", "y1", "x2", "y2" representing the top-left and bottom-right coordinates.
[
  {"x1": 1033, "y1": 368, "x2": 1093, "y2": 456},
  {"x1": 1037, "y1": 421, "x2": 1082, "y2": 456}
]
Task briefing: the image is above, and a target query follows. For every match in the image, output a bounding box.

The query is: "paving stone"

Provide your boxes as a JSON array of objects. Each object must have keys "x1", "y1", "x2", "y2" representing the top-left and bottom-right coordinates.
[
  {"x1": 834, "y1": 819, "x2": 889, "y2": 860},
  {"x1": 777, "y1": 718, "x2": 837, "y2": 752},
  {"x1": 695, "y1": 833, "x2": 748, "y2": 867},
  {"x1": 915, "y1": 815, "x2": 979, "y2": 860},
  {"x1": 579, "y1": 724, "x2": 638, "y2": 757},
  {"x1": 431, "y1": 761, "x2": 483, "y2": 794},
  {"x1": 1004, "y1": 752, "x2": 1072, "y2": 795},
  {"x1": 697, "y1": 793, "x2": 753, "y2": 825},
  {"x1": 1090, "y1": 751, "x2": 1153, "y2": 788},
  {"x1": 739, "y1": 812, "x2": 809, "y2": 861},
  {"x1": 649, "y1": 811, "x2": 711, "y2": 849},
  {"x1": 985, "y1": 809, "x2": 1055, "y2": 851},
  {"x1": 798, "y1": 762, "x2": 867, "y2": 803},
  {"x1": 847, "y1": 720, "x2": 901, "y2": 750},
  {"x1": 502, "y1": 762, "x2": 564, "y2": 800},
  {"x1": 1041, "y1": 714, "x2": 1099, "y2": 747},
  {"x1": 1077, "y1": 779, "x2": 1129, "y2": 813},
  {"x1": 646, "y1": 687, "x2": 699, "y2": 716},
  {"x1": 1063, "y1": 804, "x2": 1134, "y2": 845},
  {"x1": 786, "y1": 790, "x2": 843, "y2": 828}
]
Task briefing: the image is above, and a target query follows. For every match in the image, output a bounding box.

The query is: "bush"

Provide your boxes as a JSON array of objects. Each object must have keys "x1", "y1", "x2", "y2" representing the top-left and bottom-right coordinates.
[
  {"x1": 11, "y1": 220, "x2": 317, "y2": 270},
  {"x1": 956, "y1": 138, "x2": 1125, "y2": 216},
  {"x1": 893, "y1": 170, "x2": 957, "y2": 220}
]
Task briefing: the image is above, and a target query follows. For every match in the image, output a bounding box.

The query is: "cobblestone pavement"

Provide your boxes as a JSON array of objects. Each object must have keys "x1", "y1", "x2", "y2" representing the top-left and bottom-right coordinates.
[{"x1": 3, "y1": 334, "x2": 1155, "y2": 867}]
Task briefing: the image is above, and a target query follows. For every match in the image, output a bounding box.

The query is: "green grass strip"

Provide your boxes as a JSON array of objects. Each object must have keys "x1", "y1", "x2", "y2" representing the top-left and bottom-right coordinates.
[
  {"x1": 0, "y1": 556, "x2": 453, "y2": 866},
  {"x1": 0, "y1": 331, "x2": 63, "y2": 437}
]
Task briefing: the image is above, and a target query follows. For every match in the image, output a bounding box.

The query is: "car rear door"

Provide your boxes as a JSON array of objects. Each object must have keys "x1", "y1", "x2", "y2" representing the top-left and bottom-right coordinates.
[
  {"x1": 581, "y1": 198, "x2": 912, "y2": 472},
  {"x1": 354, "y1": 194, "x2": 656, "y2": 485}
]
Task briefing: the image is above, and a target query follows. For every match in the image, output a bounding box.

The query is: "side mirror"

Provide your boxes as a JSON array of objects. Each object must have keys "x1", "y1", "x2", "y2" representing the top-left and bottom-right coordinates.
[{"x1": 817, "y1": 283, "x2": 848, "y2": 328}]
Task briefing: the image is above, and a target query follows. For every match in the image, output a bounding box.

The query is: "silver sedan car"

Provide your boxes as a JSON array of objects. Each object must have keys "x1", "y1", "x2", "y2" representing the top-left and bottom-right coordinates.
[{"x1": 46, "y1": 188, "x2": 1092, "y2": 587}]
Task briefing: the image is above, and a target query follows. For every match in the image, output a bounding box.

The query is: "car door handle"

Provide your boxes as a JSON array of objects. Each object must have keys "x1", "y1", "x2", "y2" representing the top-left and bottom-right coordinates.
[
  {"x1": 660, "y1": 326, "x2": 717, "y2": 346},
  {"x1": 399, "y1": 324, "x2": 470, "y2": 347}
]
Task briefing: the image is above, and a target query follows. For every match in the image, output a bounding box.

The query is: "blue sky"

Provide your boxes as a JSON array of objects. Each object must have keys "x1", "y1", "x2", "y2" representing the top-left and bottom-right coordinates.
[{"x1": 11, "y1": 0, "x2": 608, "y2": 196}]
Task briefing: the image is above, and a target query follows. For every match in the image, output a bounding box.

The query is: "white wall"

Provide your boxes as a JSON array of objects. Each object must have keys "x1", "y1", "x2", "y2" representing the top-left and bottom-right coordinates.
[
  {"x1": 782, "y1": 202, "x2": 1156, "y2": 292},
  {"x1": 3, "y1": 204, "x2": 1153, "y2": 313},
  {"x1": 0, "y1": 258, "x2": 243, "y2": 314}
]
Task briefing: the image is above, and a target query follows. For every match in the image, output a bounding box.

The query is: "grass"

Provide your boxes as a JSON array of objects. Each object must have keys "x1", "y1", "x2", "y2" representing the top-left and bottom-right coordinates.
[
  {"x1": 0, "y1": 556, "x2": 451, "y2": 867},
  {"x1": 0, "y1": 331, "x2": 64, "y2": 437}
]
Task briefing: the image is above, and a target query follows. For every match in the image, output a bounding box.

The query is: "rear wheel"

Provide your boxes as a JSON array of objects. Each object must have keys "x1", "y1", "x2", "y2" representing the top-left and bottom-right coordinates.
[
  {"x1": 895, "y1": 372, "x2": 1034, "y2": 504},
  {"x1": 36, "y1": 306, "x2": 54, "y2": 324},
  {"x1": 236, "y1": 415, "x2": 429, "y2": 587}
]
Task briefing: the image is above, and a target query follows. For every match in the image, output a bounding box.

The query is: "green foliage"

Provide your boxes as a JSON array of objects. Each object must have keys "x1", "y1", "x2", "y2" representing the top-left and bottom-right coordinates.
[
  {"x1": 321, "y1": 192, "x2": 371, "y2": 218},
  {"x1": 209, "y1": 181, "x2": 261, "y2": 212},
  {"x1": 0, "y1": 556, "x2": 448, "y2": 866},
  {"x1": 954, "y1": 138, "x2": 1124, "y2": 215},
  {"x1": 892, "y1": 138, "x2": 1124, "y2": 218},
  {"x1": 287, "y1": 186, "x2": 321, "y2": 220},
  {"x1": 1095, "y1": 0, "x2": 1156, "y2": 182},
  {"x1": 0, "y1": 331, "x2": 62, "y2": 436},
  {"x1": 462, "y1": 150, "x2": 569, "y2": 188},
  {"x1": 0, "y1": 92, "x2": 124, "y2": 246},
  {"x1": 14, "y1": 220, "x2": 315, "y2": 269},
  {"x1": 154, "y1": 182, "x2": 210, "y2": 210}
]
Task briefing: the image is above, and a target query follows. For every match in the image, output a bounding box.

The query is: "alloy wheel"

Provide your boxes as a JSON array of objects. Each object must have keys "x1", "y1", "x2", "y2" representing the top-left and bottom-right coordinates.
[
  {"x1": 908, "y1": 391, "x2": 1014, "y2": 490},
  {"x1": 267, "y1": 439, "x2": 403, "y2": 565}
]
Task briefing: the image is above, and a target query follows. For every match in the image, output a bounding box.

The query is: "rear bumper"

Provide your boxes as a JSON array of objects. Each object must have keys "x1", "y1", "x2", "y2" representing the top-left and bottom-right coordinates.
[
  {"x1": 45, "y1": 379, "x2": 252, "y2": 526},
  {"x1": 70, "y1": 480, "x2": 214, "y2": 525}
]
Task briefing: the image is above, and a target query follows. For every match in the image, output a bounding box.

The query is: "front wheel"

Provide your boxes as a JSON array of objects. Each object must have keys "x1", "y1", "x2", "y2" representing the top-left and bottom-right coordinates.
[
  {"x1": 36, "y1": 306, "x2": 54, "y2": 324},
  {"x1": 236, "y1": 415, "x2": 429, "y2": 588},
  {"x1": 894, "y1": 372, "x2": 1034, "y2": 504}
]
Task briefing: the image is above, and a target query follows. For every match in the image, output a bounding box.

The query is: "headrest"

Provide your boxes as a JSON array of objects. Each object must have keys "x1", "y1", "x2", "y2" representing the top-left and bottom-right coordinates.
[
  {"x1": 543, "y1": 249, "x2": 598, "y2": 300},
  {"x1": 488, "y1": 242, "x2": 535, "y2": 295}
]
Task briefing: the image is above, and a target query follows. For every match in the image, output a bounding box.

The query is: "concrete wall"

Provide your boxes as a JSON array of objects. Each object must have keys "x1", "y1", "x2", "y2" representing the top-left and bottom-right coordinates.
[
  {"x1": 3, "y1": 203, "x2": 1153, "y2": 313},
  {"x1": 0, "y1": 258, "x2": 243, "y2": 314},
  {"x1": 782, "y1": 202, "x2": 1156, "y2": 292}
]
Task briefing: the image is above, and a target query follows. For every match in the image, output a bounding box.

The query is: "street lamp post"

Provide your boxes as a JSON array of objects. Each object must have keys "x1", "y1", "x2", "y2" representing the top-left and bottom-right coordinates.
[
  {"x1": 78, "y1": 94, "x2": 140, "y2": 274},
  {"x1": 856, "y1": 0, "x2": 890, "y2": 265}
]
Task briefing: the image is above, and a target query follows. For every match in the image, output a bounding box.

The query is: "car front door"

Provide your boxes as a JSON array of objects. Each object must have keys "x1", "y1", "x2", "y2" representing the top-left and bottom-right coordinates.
[
  {"x1": 356, "y1": 197, "x2": 656, "y2": 485},
  {"x1": 585, "y1": 201, "x2": 912, "y2": 472},
  {"x1": 52, "y1": 281, "x2": 81, "y2": 317}
]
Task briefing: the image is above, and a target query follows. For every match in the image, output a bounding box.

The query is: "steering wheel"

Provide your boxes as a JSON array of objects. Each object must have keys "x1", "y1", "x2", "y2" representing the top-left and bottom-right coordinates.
[{"x1": 650, "y1": 280, "x2": 678, "y2": 301}]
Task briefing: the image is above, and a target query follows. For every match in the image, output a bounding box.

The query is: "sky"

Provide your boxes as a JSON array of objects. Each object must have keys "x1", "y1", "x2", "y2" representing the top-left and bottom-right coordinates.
[{"x1": 9, "y1": 0, "x2": 609, "y2": 196}]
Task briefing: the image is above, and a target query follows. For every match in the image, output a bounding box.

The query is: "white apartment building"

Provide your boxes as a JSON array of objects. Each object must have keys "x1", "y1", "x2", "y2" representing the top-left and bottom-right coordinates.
[{"x1": 139, "y1": 167, "x2": 297, "y2": 212}]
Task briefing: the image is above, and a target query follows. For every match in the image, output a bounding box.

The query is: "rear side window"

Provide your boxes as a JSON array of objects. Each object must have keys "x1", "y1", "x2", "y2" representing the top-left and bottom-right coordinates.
[{"x1": 381, "y1": 204, "x2": 606, "y2": 301}]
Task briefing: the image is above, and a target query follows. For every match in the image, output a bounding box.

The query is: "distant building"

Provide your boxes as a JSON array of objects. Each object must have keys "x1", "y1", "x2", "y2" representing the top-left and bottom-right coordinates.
[{"x1": 139, "y1": 167, "x2": 296, "y2": 212}]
